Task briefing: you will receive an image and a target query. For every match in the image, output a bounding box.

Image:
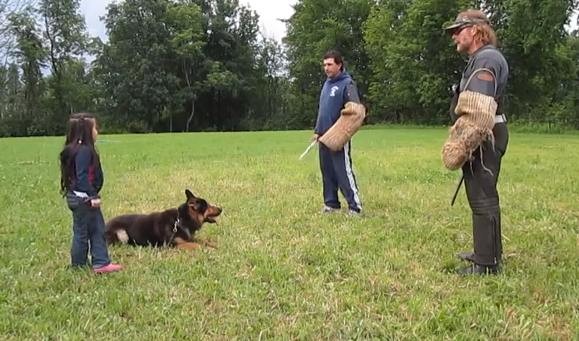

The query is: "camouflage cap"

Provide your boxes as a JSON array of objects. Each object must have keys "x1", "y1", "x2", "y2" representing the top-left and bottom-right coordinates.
[{"x1": 444, "y1": 14, "x2": 489, "y2": 33}]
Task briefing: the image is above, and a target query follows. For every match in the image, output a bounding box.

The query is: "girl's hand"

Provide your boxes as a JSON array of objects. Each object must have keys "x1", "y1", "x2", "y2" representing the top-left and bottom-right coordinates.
[{"x1": 90, "y1": 198, "x2": 101, "y2": 207}]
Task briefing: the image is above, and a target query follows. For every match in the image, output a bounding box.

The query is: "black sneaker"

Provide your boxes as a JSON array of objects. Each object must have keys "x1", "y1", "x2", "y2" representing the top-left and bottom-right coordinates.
[
  {"x1": 318, "y1": 206, "x2": 339, "y2": 214},
  {"x1": 348, "y1": 209, "x2": 361, "y2": 216}
]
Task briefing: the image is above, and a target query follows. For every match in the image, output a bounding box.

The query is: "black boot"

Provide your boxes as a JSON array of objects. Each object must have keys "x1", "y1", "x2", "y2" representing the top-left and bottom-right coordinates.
[
  {"x1": 457, "y1": 251, "x2": 475, "y2": 262},
  {"x1": 457, "y1": 263, "x2": 501, "y2": 275},
  {"x1": 456, "y1": 211, "x2": 502, "y2": 275},
  {"x1": 472, "y1": 211, "x2": 502, "y2": 264}
]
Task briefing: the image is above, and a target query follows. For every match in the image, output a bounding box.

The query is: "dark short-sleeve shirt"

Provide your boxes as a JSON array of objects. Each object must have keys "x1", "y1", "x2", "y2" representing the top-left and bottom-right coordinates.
[
  {"x1": 450, "y1": 45, "x2": 509, "y2": 123},
  {"x1": 459, "y1": 45, "x2": 509, "y2": 102}
]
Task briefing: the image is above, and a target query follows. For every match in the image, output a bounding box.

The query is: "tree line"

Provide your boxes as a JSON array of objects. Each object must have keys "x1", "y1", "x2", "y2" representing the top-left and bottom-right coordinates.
[{"x1": 0, "y1": 0, "x2": 578, "y2": 137}]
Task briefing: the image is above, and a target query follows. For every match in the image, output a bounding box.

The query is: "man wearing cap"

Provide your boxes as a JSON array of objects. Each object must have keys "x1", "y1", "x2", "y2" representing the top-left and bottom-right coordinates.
[{"x1": 444, "y1": 9, "x2": 509, "y2": 275}]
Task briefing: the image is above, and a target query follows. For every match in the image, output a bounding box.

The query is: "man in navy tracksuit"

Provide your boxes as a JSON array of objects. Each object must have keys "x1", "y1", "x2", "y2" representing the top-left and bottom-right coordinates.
[{"x1": 312, "y1": 50, "x2": 362, "y2": 215}]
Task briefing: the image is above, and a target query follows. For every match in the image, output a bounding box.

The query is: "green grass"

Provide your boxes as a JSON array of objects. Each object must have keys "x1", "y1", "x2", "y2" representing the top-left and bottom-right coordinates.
[{"x1": 1, "y1": 128, "x2": 578, "y2": 340}]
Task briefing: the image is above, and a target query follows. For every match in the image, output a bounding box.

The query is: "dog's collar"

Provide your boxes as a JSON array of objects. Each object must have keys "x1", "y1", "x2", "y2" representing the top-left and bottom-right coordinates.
[
  {"x1": 163, "y1": 211, "x2": 188, "y2": 248},
  {"x1": 173, "y1": 211, "x2": 184, "y2": 233}
]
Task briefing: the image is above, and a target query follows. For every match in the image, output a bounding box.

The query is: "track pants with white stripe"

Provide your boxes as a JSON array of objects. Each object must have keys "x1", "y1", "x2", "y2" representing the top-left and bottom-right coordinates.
[{"x1": 319, "y1": 140, "x2": 362, "y2": 213}]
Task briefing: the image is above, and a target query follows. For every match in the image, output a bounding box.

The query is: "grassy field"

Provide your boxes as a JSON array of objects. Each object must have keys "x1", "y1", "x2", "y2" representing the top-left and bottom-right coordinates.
[{"x1": 0, "y1": 127, "x2": 578, "y2": 340}]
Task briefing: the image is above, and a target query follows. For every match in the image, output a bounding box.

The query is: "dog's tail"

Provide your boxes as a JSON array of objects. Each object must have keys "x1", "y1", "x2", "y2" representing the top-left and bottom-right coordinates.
[
  {"x1": 115, "y1": 230, "x2": 129, "y2": 244},
  {"x1": 105, "y1": 226, "x2": 130, "y2": 245}
]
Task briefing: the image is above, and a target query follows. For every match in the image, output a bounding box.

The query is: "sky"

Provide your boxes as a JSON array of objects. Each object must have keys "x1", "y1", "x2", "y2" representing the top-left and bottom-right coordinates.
[{"x1": 79, "y1": 0, "x2": 297, "y2": 43}]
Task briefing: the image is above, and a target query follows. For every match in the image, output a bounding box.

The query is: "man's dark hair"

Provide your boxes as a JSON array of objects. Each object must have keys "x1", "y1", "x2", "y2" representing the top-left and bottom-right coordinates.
[{"x1": 323, "y1": 49, "x2": 344, "y2": 70}]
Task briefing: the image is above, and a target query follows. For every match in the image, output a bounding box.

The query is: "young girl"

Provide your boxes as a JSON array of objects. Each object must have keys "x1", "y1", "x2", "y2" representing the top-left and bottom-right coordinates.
[{"x1": 59, "y1": 113, "x2": 123, "y2": 273}]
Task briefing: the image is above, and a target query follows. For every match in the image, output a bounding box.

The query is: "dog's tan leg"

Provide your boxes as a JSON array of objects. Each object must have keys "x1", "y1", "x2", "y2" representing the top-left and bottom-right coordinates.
[
  {"x1": 198, "y1": 239, "x2": 217, "y2": 250},
  {"x1": 175, "y1": 242, "x2": 203, "y2": 249},
  {"x1": 174, "y1": 237, "x2": 213, "y2": 250}
]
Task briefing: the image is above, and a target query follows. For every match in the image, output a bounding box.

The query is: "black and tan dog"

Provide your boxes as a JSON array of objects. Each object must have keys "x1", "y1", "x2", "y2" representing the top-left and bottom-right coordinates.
[{"x1": 104, "y1": 189, "x2": 222, "y2": 250}]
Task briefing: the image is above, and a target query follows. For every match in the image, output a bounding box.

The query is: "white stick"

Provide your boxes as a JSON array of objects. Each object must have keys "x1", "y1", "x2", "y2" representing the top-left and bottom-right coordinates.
[{"x1": 298, "y1": 141, "x2": 317, "y2": 160}]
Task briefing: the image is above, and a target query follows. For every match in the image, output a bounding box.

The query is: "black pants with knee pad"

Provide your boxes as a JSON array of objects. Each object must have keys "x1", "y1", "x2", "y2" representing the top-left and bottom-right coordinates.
[{"x1": 461, "y1": 122, "x2": 509, "y2": 266}]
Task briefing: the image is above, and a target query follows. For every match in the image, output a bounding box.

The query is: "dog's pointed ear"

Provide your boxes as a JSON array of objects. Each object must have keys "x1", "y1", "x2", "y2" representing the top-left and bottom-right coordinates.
[{"x1": 185, "y1": 189, "x2": 195, "y2": 199}]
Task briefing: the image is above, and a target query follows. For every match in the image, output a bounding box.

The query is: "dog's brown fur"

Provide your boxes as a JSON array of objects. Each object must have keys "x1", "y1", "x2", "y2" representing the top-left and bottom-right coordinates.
[{"x1": 104, "y1": 189, "x2": 222, "y2": 250}]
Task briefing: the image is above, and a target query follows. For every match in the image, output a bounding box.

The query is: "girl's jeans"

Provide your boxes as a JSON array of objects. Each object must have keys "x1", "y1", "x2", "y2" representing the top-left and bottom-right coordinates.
[{"x1": 66, "y1": 192, "x2": 111, "y2": 269}]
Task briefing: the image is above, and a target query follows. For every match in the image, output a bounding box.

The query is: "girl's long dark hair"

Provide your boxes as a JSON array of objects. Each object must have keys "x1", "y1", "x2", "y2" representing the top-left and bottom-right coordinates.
[{"x1": 59, "y1": 113, "x2": 100, "y2": 196}]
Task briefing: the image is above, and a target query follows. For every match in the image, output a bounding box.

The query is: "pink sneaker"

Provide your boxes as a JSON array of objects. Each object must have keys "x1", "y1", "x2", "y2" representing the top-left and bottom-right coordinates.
[{"x1": 93, "y1": 263, "x2": 123, "y2": 273}]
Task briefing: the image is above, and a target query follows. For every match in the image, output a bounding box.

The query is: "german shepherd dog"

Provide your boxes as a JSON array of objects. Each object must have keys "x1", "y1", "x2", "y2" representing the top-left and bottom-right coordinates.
[{"x1": 104, "y1": 189, "x2": 222, "y2": 250}]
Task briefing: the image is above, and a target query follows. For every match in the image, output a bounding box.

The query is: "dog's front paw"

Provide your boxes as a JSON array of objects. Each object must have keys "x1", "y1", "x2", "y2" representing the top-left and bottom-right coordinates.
[{"x1": 202, "y1": 241, "x2": 218, "y2": 250}]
